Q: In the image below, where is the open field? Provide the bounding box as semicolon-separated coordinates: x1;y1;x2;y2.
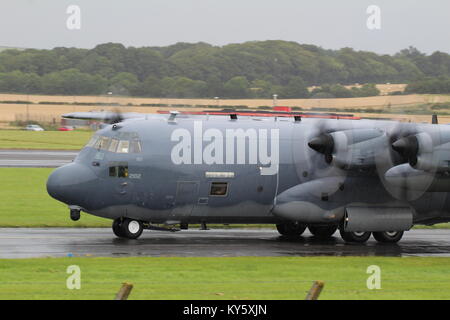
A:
0;256;449;300
0;130;92;150
0;168;448;229
0;93;450;123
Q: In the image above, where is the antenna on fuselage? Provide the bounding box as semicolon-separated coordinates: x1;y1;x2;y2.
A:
230;114;238;120
294;116;302;122
432;114;438;125
168;111;180;123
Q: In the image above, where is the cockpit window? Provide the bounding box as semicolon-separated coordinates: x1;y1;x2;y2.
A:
86;135;99;148
117;140;130;153
108;139;119;153
86;132;142;154
99;136;111;150
130;141;142;153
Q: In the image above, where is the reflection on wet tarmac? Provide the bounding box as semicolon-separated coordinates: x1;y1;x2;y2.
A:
0;228;449;258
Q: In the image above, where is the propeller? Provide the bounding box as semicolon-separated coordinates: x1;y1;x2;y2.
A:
391;135;419;166
108;108;124;124
375;121;432;201
307;133;334;164
292;118;349;199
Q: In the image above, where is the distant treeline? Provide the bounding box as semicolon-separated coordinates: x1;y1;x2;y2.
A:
0;41;449;98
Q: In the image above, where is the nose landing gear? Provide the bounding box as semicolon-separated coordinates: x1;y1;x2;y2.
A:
70;209;80;221
112;218;143;239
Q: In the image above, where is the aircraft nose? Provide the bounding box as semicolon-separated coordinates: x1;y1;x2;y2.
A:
47;163;96;206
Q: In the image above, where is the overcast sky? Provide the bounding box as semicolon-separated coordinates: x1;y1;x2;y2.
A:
0;0;448;54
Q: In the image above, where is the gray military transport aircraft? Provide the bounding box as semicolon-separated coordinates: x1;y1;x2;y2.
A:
47;110;450;243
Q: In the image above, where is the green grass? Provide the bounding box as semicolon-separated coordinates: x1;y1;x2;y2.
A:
0;130;91;150
1;256;450;300
0;168;109;227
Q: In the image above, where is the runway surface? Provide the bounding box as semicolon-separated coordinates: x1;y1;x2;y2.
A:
1;228;449;259
0;149;77;167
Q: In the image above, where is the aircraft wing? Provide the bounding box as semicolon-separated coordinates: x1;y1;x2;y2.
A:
62;111;149;124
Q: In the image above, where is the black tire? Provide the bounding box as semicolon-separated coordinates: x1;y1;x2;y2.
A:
121;218;143;239
112;218;125;238
339;229;371;243
276;222;307;236
70;209;80;221
308;225;338;238
373;231;404;243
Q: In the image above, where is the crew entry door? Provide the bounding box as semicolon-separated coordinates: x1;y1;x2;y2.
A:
171;181;199;217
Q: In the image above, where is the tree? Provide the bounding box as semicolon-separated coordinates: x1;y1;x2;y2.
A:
223;76;250;98
109;72;140;96
139;76;163;97
0;41;448;97
42;69;107;95
279;77;309;98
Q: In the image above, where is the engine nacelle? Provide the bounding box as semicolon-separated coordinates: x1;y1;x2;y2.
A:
393;129;450;173
308;129;385;169
331;129;385;169
385;163;450;192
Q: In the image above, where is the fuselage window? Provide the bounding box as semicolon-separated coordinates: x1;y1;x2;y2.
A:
118;166;129;178
210;182;228;196
117;140;130;153
109;163;128;178
109;166;117;177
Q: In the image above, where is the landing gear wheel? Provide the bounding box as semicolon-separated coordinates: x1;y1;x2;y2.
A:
70;209;80;221
308;225;338;239
276;222;307;236
112;218;125;238
339;230;371;243
373;231;404;243
122;219;143;239
112;218;143;239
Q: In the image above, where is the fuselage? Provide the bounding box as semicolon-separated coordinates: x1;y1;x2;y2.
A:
47;115;450;226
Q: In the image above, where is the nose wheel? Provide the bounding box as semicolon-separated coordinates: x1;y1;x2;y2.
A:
112;218;143;239
70;209;80;221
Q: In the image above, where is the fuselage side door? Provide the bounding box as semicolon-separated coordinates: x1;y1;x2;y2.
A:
171;181;199;217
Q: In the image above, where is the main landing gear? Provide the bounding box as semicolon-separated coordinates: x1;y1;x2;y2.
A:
275;222;405;243
339;230;371;243
339;230;404;243
113;218;143;239
276;222;307;236
308;225;338;239
372;231;404;243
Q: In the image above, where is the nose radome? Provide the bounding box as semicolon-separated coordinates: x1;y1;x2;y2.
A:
47;163;96;206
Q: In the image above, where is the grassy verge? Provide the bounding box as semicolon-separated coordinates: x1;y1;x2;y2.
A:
1;256;450;300
0;168;109;227
0;130;91;150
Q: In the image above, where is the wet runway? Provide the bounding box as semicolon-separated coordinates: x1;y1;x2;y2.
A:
0;149;77;167
1;228;449;259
